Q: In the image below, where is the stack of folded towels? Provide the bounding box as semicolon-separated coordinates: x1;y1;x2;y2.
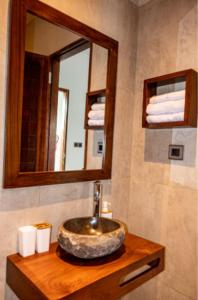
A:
88;103;105;126
146;90;185;123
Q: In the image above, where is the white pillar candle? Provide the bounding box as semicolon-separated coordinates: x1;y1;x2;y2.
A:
18;226;36;257
34;223;52;253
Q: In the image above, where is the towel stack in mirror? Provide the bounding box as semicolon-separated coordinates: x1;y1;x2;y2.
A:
88;103;105;126
146;90;185;123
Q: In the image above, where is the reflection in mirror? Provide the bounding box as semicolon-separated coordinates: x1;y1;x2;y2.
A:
20;13;108;172
54;89;69;171
90;44;108;91
56;44;90;171
86;130;104;169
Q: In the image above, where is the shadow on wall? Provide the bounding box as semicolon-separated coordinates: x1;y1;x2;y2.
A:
144;128;197;167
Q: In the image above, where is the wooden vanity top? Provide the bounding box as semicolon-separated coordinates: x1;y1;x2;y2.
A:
7;233;165;300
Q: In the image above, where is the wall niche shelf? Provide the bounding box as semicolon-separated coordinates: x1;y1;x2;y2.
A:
142;69;197;129
85;89;106;130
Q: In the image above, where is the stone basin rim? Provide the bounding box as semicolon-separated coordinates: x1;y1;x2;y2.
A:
60;217;125;237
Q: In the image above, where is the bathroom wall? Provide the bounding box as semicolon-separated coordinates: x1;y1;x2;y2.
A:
0;0;138;299
125;0;198;299
2;0;196;299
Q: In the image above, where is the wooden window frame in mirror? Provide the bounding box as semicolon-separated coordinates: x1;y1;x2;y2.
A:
4;0;118;188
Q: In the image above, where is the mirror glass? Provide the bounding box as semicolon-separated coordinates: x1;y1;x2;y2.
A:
20;13;108;172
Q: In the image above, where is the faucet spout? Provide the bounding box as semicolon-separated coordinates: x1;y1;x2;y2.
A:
93;181;102;218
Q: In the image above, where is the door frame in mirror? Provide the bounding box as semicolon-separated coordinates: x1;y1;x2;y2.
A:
4;0;118;188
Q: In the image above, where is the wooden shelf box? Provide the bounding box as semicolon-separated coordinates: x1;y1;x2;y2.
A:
85;89;106;130
6;233;165;300
142;69;197;129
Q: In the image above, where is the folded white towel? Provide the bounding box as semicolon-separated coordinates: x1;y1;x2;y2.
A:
150;90;185;104
88;110;105;120
146;99;185;115
91;103;105;111
88;119;104;126
146;112;184;124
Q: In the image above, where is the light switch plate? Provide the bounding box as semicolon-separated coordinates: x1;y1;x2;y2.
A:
168;145;184;160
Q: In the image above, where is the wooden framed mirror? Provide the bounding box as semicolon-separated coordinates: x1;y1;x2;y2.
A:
4;0;118;188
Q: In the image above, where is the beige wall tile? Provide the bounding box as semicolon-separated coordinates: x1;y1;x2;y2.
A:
176;5;198;70
111;177;131;223
156;281;194;300
128;181;169;243
5;286;19;300
39;182;91;205
0;187;40;211
130;145;170;186
162;186;197;299
112;88;135;179
170;128;198;189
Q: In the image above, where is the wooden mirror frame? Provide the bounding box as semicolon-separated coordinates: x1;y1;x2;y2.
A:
4;0;118;188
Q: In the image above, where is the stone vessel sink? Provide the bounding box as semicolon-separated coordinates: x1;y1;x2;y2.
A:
58;217;126;259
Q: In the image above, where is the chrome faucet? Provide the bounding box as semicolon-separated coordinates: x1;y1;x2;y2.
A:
93;181;102;218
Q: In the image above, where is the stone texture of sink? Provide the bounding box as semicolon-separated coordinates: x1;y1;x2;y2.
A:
57;217;126;259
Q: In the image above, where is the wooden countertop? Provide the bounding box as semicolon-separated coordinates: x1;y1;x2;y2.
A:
7;233;165;300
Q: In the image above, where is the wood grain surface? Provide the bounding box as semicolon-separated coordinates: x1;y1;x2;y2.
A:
7;233;165;300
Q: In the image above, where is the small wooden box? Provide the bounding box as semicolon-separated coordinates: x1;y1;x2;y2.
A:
142;69;197;129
